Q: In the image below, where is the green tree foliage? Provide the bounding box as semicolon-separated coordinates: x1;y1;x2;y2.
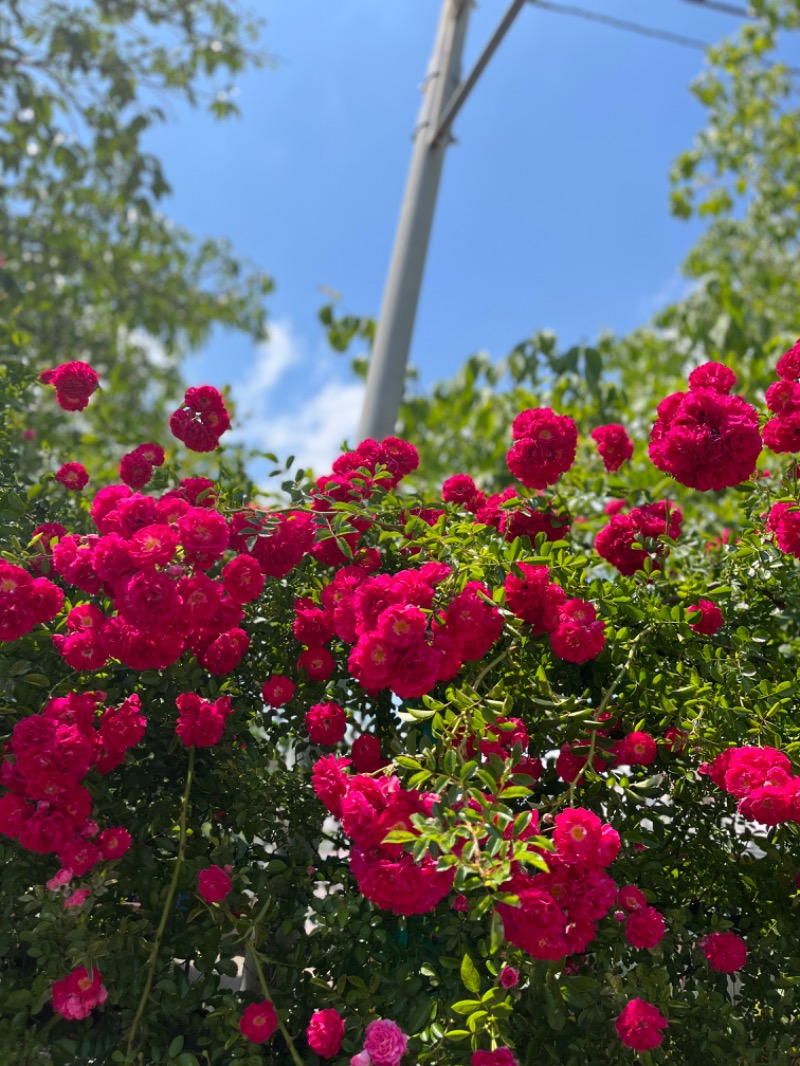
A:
0;0;272;469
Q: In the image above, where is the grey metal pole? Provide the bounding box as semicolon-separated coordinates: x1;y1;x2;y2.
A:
433;0;527;145
357;0;471;442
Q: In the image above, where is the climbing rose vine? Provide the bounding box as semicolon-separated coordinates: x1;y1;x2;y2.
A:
0;355;799;1064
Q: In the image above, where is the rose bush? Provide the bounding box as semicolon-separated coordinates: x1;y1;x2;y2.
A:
0;353;799;1065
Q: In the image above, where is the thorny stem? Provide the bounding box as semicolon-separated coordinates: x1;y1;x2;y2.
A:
126;745;196;1058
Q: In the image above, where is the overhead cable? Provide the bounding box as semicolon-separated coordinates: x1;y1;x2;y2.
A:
674;0;751;18
528;1;714;52
528;0;800;73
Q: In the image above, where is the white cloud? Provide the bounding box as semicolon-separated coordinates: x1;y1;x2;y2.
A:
262;378;366;474
231;318;365;476
239;320;302;398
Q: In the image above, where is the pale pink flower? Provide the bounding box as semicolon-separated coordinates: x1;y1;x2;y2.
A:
47;868;72;891
64;888;91;909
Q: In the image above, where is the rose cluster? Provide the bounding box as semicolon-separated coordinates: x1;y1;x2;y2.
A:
767;501;800;558
44;479;271;675
306;564;503;700
461;714;543;783
0;691;137;880
309;437;419;567
443;477;571;544
496;807;620;961
555;712;678;785
504;563;605;663
506;408;578;489
706;745;800;826
595;500;683;576
176;692;233;748
312;761;455;915
119;442;166;490
0;559;63;642
169;385;231;452
329;435;420;493
615;884;666;950
763;337;800;453
52;966;108;1021
648;361;762;491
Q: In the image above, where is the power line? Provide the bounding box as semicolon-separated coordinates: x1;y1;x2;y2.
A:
675;0;751;18
528;1;714;52
528;1;800;75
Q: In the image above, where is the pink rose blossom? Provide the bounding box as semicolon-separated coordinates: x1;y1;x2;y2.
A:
364;1019;408;1065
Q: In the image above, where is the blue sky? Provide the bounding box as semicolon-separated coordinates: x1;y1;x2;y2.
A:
146;0;744;472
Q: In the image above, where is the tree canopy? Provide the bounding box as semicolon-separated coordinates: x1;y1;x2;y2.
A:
1;0;272;473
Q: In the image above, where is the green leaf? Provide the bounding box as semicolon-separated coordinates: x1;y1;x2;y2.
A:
460;953;481;996
168;1035;185;1057
451;999;482;1015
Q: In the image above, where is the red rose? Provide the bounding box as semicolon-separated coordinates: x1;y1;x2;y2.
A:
306;1008;345;1058
351;734;386;773
40;361;99;411
687;599;724;634
591;423;634;472
55;462;89;491
507;408;578;489
298;646;335;681
442;473;485;513
222;555;265;603
702;931;746;973
98;827;132;860
261;675;295;707
240;999;278;1044
311;755;352;818
52;966;107;1020
625;906;666;949
472;1051;519;1066
306;702;346;746
198;865;232;903
615;998;668;1052
119;451;154;489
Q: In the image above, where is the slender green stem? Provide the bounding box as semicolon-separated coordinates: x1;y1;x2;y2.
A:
126;746;196;1057
568;628;650;804
473;648;509;691
568;726;599;807
246;940;305;1066
596;626;650;719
